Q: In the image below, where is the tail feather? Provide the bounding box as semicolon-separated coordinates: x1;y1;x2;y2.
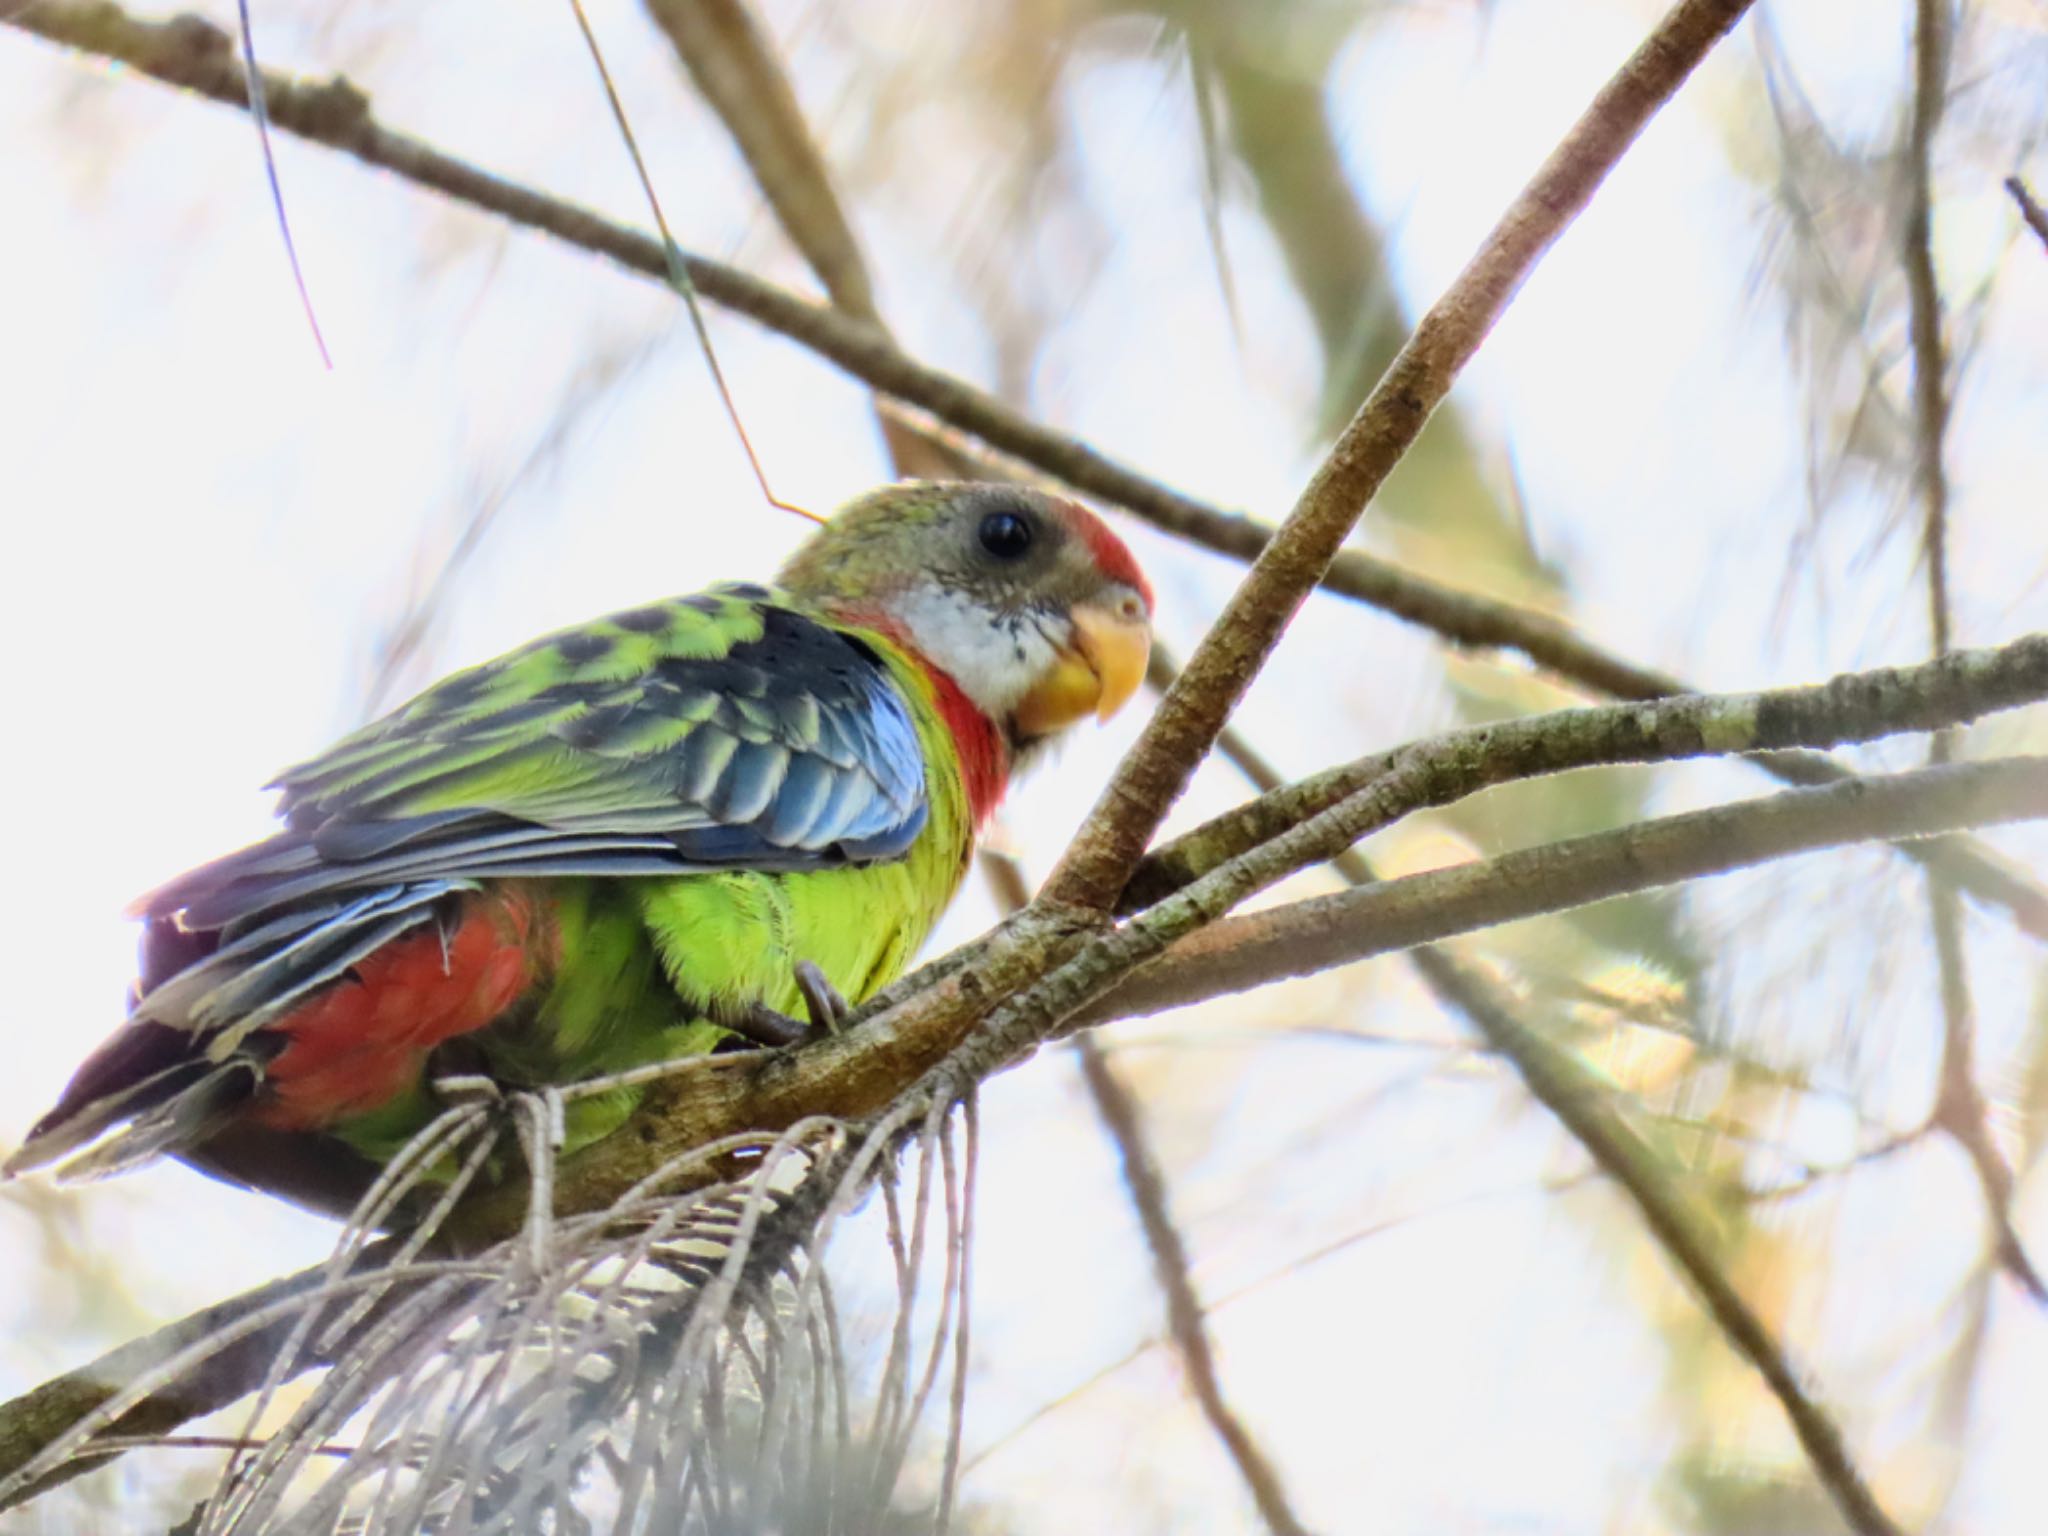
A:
10;882;464;1182
4;1024;258;1178
41;1061;259;1182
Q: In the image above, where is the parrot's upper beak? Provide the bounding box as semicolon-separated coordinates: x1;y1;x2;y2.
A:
1013;599;1152;736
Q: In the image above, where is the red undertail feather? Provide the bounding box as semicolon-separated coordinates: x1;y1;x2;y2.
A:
254;888;548;1129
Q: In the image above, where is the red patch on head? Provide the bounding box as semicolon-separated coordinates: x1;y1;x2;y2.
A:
253;888;547;1129
1056;501;1153;611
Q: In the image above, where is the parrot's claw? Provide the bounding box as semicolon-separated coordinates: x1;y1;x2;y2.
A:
794;961;851;1040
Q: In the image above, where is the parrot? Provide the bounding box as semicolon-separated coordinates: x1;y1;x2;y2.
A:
4;482;1153;1215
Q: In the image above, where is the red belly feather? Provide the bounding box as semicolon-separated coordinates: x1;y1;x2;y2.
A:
253;890;544;1129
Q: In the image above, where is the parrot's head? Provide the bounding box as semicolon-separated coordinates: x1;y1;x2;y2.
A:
779;481;1153;753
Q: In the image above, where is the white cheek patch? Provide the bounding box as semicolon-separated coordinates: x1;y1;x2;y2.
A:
892;581;1066;722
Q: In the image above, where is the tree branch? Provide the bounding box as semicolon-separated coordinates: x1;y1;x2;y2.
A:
1128;631;2048;910
1086;756;2048;1027
636;0;968;479
1904;0;1953;663
0;1241;411;1509
1041;0;1761;912
643;0;875;318
1074;1038;1313;1536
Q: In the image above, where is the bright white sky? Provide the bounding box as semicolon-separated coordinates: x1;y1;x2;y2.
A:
2;0;2046;1529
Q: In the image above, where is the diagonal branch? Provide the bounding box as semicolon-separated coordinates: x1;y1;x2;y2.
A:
1904;0;1954;666
1414;965;1906;1536
636;0;968;479
1075;1037;1313;1536
1040;0;1762;912
9;0;2044;934
642;0;876;319
0;1241;410;1510
2010;175;2048;253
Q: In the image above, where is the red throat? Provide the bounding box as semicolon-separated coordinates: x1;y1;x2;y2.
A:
920;661;1009;827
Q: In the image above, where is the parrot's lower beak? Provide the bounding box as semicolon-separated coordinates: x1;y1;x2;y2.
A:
1013;601;1152;736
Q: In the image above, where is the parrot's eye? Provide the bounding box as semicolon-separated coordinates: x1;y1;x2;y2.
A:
977;511;1034;561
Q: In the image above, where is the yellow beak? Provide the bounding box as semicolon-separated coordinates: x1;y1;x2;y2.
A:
1012;601;1152;736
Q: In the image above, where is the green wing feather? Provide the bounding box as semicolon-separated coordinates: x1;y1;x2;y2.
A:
287;591;769;822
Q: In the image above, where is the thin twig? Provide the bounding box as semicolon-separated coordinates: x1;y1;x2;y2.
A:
2007;175;2048;253
9;0;2043;932
563;0;806;521
231;0;328;368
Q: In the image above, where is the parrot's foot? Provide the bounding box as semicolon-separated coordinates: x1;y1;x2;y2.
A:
714;1001;808;1050
705;965;850;1050
794;961;851;1040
